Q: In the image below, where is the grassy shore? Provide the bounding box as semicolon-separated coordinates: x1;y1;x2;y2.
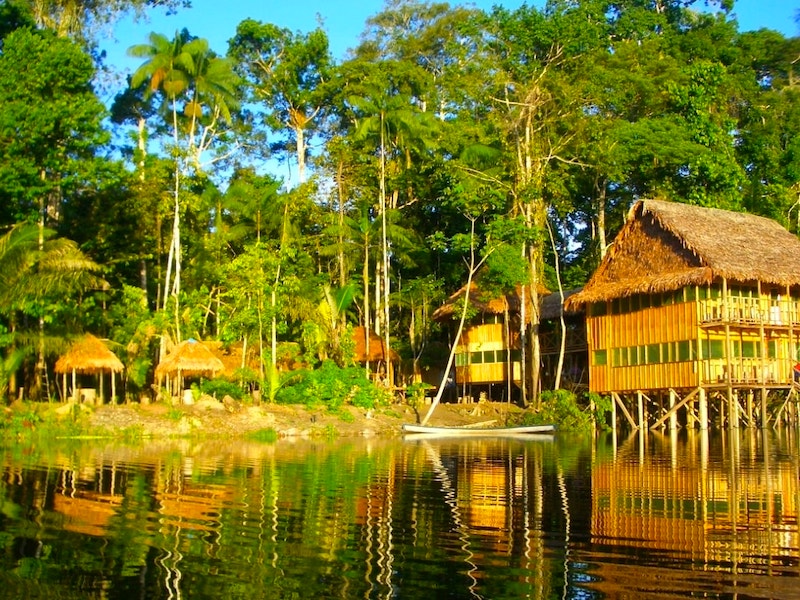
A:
1;396;530;442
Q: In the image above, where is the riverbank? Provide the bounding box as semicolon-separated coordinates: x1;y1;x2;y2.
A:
3;396;529;440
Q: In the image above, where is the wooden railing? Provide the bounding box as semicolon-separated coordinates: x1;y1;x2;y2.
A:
702;358;790;386
699;297;800;327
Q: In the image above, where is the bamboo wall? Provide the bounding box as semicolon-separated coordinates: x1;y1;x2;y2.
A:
588;295;699;393
587;285;800;395
454;321;516;385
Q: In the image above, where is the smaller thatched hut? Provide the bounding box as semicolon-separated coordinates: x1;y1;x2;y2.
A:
432;278;548;400
351;326;399;385
55;334;124;403
155;339;225;402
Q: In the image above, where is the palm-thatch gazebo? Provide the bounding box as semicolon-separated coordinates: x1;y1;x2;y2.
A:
155;339;224;403
55;334;124;403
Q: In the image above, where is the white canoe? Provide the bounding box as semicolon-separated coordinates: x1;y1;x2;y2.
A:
402;424;555;436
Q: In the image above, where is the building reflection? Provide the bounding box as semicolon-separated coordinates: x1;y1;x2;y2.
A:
588;429;800;597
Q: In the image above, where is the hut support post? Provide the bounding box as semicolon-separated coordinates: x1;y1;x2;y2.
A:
71;370;77;402
613;392;638;429
669;389;678;431
699;387;709;430
723;278;738;429
650;388;699;431
611;391;617;436
111;373;116;404
788;283;795;382
637;391;645;430
759;281;767;412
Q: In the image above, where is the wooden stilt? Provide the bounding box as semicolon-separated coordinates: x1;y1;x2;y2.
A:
669;389;678;431
637;391;645;430
650;388;699;430
699;387;709;430
730;389;740;429
611;391;617;436
747;390;754;427
613;392;638;429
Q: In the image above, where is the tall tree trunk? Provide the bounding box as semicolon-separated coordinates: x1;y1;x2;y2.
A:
594;174;608;259
421;217;484;424
379;112;391;385
163;101;182;344
546;219;566;390
337;158;346;286
296;125;306;184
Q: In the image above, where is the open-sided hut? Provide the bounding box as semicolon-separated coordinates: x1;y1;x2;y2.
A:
55;334;124;403
155;339;224;401
565;199;800;429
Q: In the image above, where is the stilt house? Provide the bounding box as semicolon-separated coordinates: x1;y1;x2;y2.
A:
539;289;588;391
432;280;531;401
565;199;800;429
432;279;584;401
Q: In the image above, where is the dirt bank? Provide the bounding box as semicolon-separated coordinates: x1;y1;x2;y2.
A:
83;397;527;439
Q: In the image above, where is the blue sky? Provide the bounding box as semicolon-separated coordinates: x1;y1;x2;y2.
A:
100;0;798;186
103;0;798;78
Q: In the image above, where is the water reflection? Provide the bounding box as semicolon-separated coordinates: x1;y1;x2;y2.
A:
588;429;800;599
0;431;797;599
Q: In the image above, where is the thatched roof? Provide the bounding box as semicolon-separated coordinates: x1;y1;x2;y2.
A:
155;339;225;378
55;334;124;375
540;289;583;321
566;199;800;310
352;326;399;363
432;279;548;321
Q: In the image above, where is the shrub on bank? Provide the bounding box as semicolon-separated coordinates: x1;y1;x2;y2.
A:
199;378;245;401
522;389;594;433
275;360;392;410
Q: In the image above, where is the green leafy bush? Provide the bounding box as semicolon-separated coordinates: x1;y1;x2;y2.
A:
522;389;593;433
588;392;613;432
200;378;245;401
275;360;391;410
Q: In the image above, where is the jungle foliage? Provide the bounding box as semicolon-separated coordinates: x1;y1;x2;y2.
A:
0;0;798;410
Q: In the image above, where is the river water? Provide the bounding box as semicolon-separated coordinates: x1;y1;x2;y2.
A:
0;428;798;599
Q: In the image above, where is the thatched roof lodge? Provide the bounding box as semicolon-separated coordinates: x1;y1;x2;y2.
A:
432;280;542;322
564;199;800;426
431;278;549;398
55;334;124;403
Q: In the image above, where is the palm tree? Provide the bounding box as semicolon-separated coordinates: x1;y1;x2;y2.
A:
344;60;439;379
129;31;239;340
0;222;104;399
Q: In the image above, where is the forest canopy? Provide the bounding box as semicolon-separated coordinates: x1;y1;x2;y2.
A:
0;0;798;403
